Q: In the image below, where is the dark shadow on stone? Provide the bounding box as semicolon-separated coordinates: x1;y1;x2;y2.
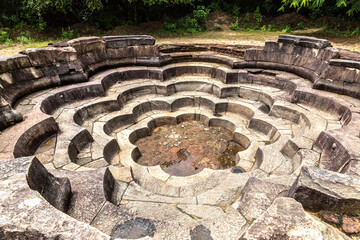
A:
190;225;213;240
111;218;156;239
258;104;270;114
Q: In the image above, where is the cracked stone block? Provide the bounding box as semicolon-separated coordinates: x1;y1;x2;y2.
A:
240;197;350;240
67;36;106;55
21;46;77;66
278;34;331;49
236;177;290;222
27;157;71;212
103;35;156;48
0;54;31;73
289;165;360;212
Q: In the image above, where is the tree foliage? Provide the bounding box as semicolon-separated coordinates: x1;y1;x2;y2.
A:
280;0;360;15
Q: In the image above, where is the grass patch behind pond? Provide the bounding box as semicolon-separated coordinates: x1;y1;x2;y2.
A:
0;28;359;56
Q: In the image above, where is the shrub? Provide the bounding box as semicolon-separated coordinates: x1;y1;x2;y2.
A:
215;24;222;30
0;30;10;43
163;21;177;32
254;7;263;24
230;19;240;30
16;31;32;44
178;16;201;33
282;26;291;33
61;27;74;40
352;27;360;35
244;13;250;22
297;22;305;29
16;35;31;44
232;5;241;16
193;5;211;23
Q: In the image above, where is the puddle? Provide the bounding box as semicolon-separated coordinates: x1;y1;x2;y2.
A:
134;121;244;176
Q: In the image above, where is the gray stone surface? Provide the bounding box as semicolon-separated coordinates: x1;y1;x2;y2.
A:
0;156;110;239
236;177;290;222
278;34;331;49
103;35;155;48
240;197;351;240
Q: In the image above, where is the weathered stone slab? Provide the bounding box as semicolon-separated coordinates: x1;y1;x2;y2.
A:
21;46;77;66
289;165;360;212
0;54;31;73
240;197;350;240
0;156;110;239
278;34;331;49
67;36;106;54
103;35;155;48
27;157;71;212
52;168;117;224
236;177;290;222
330;59;360;69
0;105;23;130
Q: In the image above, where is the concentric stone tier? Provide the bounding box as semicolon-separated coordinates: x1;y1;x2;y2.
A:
1;35;360;239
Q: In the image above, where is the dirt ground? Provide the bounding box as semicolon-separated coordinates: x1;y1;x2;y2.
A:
1;30;359;56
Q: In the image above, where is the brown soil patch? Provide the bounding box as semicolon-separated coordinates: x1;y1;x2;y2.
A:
205;12;235;31
270;13;308;28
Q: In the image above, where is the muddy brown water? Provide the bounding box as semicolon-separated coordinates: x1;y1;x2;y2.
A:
134;121;244;176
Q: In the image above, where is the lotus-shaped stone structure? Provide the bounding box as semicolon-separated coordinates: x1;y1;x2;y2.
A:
1;34;360;239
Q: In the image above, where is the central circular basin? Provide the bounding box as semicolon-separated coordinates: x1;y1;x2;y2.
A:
134;120;245;176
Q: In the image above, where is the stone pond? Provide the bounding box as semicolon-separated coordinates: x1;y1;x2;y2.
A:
1;34;360;239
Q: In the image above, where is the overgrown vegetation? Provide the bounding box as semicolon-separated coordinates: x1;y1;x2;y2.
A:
0;0;359;45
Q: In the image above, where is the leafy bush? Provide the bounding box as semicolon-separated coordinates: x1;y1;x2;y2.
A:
282;26;291;33
38;21;47;32
232;5;241;16
0;30;10;43
230;19;240;30
16;35;31;44
163;21;177;32
296;22;305;29
163;15;202;33
61;27;74;40
178;16;201;33
261;24;278;31
193;5;211;23
215;24;222;30
352;27;360;35
244;13;250;22
253;7;263;24
16;31;32;43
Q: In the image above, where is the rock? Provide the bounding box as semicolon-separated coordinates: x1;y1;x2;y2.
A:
0;105;23;131
27;157;71;212
21;46;77;66
330;59;360;69
341;215;360;234
236;177;290;222
319;211;341;226
103;35;155;48
67;36;106;54
278;34;331;49
0;156;110;239
0;54;31;73
288;165;360;212
190;225;213;240
240;197;351;240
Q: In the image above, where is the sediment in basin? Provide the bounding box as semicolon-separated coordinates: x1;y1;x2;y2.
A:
134;120;245;176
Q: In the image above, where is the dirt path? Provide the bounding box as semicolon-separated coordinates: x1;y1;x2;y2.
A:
0;30;359;56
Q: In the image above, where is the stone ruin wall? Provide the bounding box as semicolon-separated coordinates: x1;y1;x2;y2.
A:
1;34;360;239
